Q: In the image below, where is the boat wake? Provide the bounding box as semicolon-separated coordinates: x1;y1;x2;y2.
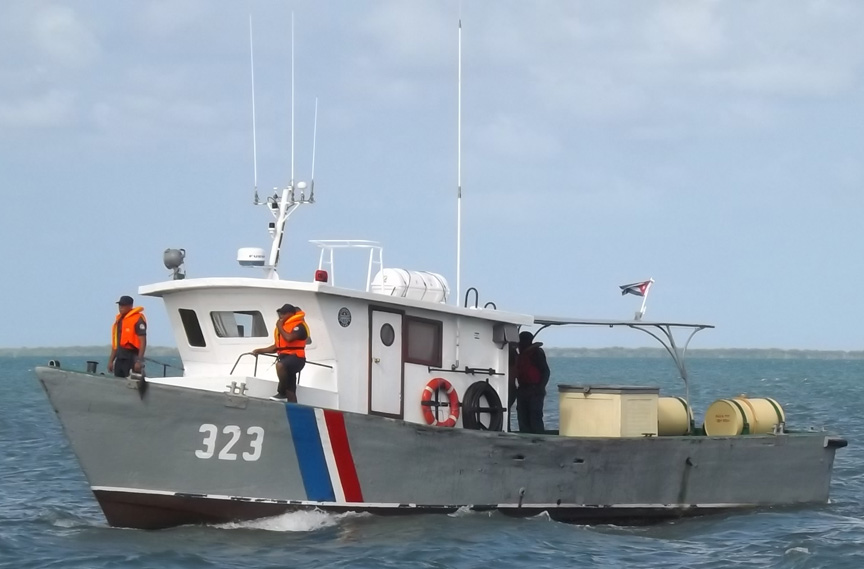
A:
447;505;480;518
446;506;557;523
40;507;106;530
211;510;369;532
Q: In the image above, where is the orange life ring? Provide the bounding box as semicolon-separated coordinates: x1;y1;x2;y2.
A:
421;377;460;427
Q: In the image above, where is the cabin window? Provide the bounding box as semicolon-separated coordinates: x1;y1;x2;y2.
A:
404;316;442;367
179;309;206;347
380;323;395;347
210;311;268;338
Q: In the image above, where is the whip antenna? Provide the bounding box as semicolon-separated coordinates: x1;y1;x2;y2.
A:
290;11;295;191
455;18;462;306
249;15;259;204
310;97;318;202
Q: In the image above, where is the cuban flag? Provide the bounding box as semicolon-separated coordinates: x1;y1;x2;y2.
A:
620;280;652;297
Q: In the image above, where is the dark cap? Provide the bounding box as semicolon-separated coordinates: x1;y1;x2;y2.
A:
276;303;297;314
116;295;134;306
519;331;534;346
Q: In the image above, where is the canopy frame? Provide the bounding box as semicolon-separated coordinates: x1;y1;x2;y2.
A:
533;317;714;429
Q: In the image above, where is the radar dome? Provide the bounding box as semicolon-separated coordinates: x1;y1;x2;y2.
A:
237;247;266;267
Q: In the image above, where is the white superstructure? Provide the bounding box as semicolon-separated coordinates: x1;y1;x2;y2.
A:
141;259;527;426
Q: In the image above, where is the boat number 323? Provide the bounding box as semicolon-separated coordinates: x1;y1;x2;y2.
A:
195;424;264;461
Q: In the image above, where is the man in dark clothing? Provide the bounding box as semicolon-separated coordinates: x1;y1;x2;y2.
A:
507;344;518;410
515;330;551;434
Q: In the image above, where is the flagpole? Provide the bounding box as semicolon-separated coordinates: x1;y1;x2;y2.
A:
636;278;654;320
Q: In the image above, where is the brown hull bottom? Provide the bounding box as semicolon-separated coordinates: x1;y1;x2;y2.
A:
93;489;739;530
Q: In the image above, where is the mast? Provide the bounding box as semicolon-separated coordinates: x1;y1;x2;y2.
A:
258;11;313;279
310;98;318;202
452;17;464;370
455;19;462;306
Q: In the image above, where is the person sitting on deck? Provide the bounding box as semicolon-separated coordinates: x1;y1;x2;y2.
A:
252;304;309;402
515;330;550;434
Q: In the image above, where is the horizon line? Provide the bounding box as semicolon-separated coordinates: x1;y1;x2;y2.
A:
1;345;863;353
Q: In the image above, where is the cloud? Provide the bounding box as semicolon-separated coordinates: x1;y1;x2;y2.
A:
469;0;864;135
357;0;452;67
688;1;864;98
31;4;99;68
0;90;76;128
819;157;864;207
137;0;210;38
90;94;222;139
530;65;648;124
88;73;236;148
473;113;560;161
0;4;95;129
699;62;856;98
310;0;864;157
336;1;454;104
643;1;725;60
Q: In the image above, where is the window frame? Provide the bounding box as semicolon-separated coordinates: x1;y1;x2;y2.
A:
178;308;206;347
209;310;269;339
403;315;443;367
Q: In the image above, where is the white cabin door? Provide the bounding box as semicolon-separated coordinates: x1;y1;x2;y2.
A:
369;309;403;418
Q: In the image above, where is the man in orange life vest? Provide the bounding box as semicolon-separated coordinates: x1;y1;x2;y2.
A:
109;295;147;378
515;330;551;434
252;303;309;402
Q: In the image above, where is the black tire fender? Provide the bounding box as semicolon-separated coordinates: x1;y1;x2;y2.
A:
462;381;504;431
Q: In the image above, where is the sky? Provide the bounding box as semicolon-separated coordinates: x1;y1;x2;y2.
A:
1;0;863;351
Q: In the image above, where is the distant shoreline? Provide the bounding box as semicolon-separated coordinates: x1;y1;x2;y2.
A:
3;345;864;360
545;347;864;360
0;346;182;359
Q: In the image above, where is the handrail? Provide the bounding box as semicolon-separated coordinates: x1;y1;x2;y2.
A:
143;356;184;378
464;287;479;308
230;352;265;376
229;352;335;376
462;288;496;310
427;365;503;376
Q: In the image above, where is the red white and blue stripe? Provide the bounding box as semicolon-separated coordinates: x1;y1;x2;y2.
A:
285;406;364;503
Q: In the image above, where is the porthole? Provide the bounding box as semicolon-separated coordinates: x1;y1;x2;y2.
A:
380;323;395;346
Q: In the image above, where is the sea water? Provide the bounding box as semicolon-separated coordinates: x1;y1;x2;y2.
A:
1;355;862;569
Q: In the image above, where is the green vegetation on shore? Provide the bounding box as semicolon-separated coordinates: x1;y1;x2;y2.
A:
545;347;864;360
2;345;863;360
0;346;181;358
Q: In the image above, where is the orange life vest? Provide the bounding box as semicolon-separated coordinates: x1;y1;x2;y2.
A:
275;310;309;358
112;307;146;351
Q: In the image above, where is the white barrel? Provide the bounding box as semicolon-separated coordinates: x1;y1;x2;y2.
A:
416;271;449;303
402;271;428;300
371;269;450;303
370;268;411;297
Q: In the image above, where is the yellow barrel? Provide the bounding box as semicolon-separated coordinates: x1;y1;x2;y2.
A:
734;396;785;434
657;396;693;435
703;396;785;436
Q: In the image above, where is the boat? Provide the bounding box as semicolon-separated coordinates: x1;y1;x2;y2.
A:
34;197;849;530
35;23;846;531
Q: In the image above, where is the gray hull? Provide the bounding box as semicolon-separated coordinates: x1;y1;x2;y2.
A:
37;367;846;529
